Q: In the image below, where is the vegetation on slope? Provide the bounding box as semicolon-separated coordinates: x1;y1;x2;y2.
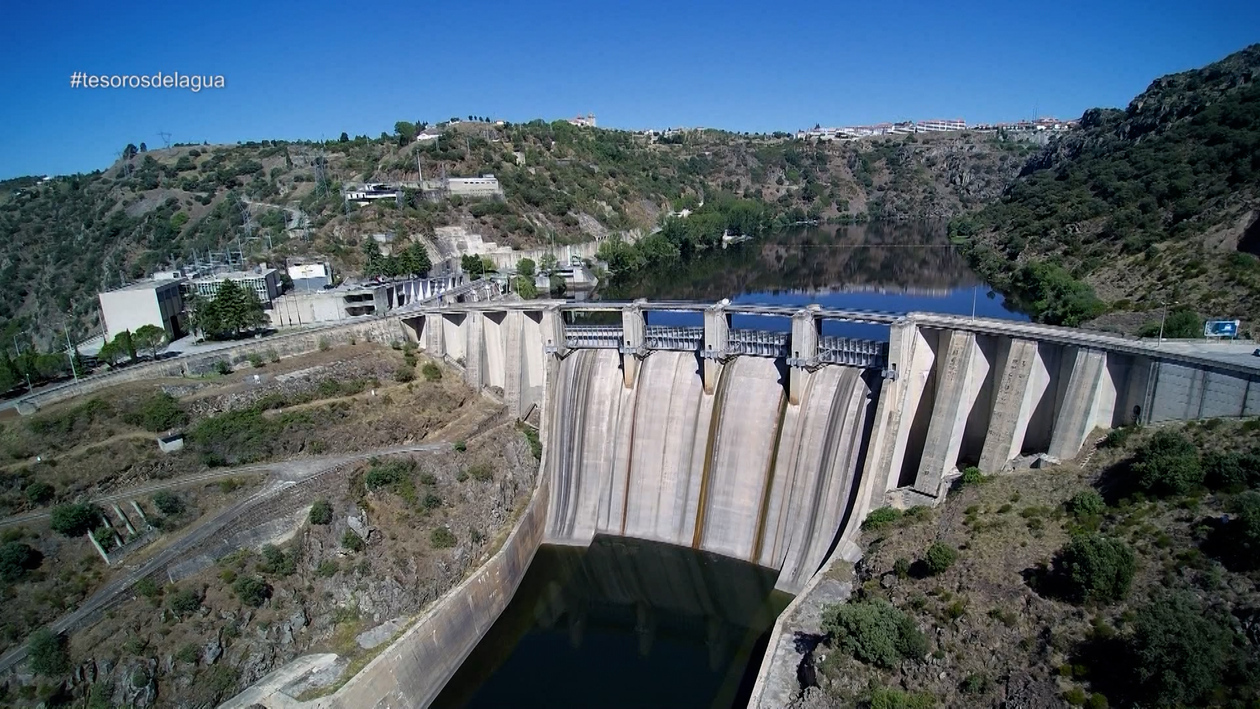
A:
1;119;1025;349
805;419;1260;708
952;44;1260;329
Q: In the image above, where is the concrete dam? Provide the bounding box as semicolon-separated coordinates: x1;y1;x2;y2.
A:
396;299;1260;591
286;299;1260;709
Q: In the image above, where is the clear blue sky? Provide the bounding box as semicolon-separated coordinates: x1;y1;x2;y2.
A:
1;0;1256;178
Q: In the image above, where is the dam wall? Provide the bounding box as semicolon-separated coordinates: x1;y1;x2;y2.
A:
543;348;879;594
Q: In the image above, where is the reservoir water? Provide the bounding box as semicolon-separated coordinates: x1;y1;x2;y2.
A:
597;221;1029;339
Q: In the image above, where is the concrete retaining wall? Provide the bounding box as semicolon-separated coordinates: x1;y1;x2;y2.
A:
22;318;405;412
324;467;550;709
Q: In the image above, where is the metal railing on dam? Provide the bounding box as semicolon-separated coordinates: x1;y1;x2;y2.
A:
819;335;888;368
564;325;622;349
645;325;704;351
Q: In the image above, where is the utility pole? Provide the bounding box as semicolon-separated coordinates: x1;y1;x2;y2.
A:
1157;301;1177;348
62;323;80;383
971;285;978;320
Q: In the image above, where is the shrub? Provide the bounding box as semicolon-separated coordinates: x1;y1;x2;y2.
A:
248;353;264;368
867;688;935;709
1056;534;1135;604
214;360;232;376
364;460;412;490
24;481;54;506
924;543;957;575
341;529;365;552
960;673;989;694
430;527;456;549
959;466;985;487
1068;490;1106;518
421;362;442;381
394;367;416;383
49;503;98;537
468;463;493;482
421;493;442;511
862;507;902;531
126;392;188;432
308;499;333;525
316;560;339;577
1203;450;1260;491
27;629;70;676
1131;431;1202;496
822;598;926;669
267;349;280;364
1100;426;1134;449
257;544;297;576
175;643;199;664
0;542;41;582
893;557;911;579
318;337;330;351
1124;592;1241;706
418;472;437;485
453;440;467;452
1213;490;1260;568
168;587;202;615
231;576;271;607
152;490;185;516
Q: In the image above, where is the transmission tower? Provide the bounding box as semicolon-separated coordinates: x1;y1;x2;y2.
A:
158;131;172;149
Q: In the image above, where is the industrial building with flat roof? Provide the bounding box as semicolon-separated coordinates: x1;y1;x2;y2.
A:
189;268;281;307
98;279;186;341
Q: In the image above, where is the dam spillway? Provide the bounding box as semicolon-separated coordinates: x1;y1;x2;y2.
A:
544;348;879;593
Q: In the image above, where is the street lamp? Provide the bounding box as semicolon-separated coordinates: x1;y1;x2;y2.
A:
1157;301;1177;348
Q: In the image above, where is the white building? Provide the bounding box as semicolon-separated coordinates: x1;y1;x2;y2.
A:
447;175;502;198
416;129;443;143
269;276;462;326
915;118;967;132
344;183;401;204
287;262;333;292
190;268;281;307
567;113;597;128
98;279;186;341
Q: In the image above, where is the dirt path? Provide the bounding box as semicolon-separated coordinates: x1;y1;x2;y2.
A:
0;431;155;474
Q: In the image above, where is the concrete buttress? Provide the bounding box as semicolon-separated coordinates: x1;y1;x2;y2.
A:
703;301;730;394
914;330;984;496
977;338;1041;472
621;303;646;388
788;306;820;405
1048;348;1108;460
503;310;526;417
463;312;484;390
426;313;445;358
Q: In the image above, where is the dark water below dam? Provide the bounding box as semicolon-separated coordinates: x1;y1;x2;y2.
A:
432;537;792;709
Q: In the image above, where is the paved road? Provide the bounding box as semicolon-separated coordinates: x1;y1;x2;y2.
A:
0;442;448;673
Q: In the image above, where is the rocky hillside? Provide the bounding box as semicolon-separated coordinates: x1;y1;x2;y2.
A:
1;122;1025;346
954;44;1260;329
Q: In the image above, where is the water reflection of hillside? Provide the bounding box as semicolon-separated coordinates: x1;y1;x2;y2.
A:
607;222;982;301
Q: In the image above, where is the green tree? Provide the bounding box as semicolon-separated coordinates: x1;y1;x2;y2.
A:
309;499;333;525
517;258;536;277
397;242;432;278
28;629;70;676
538;252;558;272
132;324;167;359
513;276;538;299
152;491;185;516
460;253;485;279
1056;534;1135;604
114;330;137;360
49;503;98;537
232;576;271;607
1125;592;1242;706
1132;430;1203;496
924;542;957;575
25;481;54;505
200;280;266;339
822;598;927;669
394;121;417;145
0;541;41;582
339;132;349;143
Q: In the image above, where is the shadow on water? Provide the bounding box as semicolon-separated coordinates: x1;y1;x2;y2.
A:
432;536;792;709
